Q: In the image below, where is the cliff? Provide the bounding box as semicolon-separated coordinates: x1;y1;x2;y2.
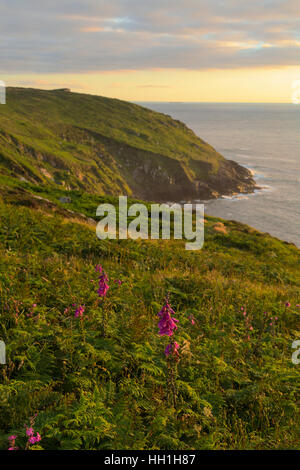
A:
0;87;257;201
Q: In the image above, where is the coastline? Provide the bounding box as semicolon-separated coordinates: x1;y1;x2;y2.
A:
167;163;262;206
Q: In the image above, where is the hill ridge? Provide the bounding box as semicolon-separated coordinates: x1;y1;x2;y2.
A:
0;87;257;201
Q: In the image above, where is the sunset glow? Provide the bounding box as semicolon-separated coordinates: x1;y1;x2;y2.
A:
1;1;300;102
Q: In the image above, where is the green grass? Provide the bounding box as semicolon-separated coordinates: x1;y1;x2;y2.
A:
0;87;222;165
0;88;246;201
0;192;299;450
0;88;297;450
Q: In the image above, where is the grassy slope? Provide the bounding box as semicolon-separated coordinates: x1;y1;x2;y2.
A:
0;190;299;450
0;88;227;198
0;87;222;164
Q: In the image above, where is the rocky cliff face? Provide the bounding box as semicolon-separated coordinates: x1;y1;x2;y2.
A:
130;160;256;202
0;87;258;201
197;159;257;200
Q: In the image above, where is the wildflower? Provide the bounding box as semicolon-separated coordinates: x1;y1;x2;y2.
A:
269;316;278;327
158;301;178;337
159;297;180;408
114;279;123;286
27;303;38;318
285;302;291;308
24;414;41;448
8;435;18;450
26;429;41;445
74;305;85;318
98;273;109;298
28;432;41;445
249;326;253;331
96;264;109;297
165;341;180;358
188;314;195;325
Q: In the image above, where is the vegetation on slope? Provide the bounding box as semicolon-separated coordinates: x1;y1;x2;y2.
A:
0;189;299;450
0;88;256;201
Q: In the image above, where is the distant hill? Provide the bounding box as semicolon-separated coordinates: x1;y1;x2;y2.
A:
0;87;256;201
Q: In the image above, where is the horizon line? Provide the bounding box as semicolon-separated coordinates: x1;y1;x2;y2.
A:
133;100;297;105
4;86;297;105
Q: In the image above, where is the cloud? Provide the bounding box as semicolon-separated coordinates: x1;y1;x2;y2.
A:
0;0;299;73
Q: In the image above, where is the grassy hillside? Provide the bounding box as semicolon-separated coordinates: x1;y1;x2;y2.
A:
0;189;299;450
0;88;256;201
0;90;298;450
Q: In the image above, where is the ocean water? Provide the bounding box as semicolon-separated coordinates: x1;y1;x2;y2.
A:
138;102;300;247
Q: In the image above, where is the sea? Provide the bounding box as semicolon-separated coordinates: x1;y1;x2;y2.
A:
137;102;300;247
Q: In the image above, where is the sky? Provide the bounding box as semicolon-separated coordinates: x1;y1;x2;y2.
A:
1;0;300;102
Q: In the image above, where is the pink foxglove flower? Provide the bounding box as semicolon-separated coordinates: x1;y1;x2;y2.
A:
158;301;178;337
165;341;180;358
8;435;18;450
27;430;42;445
98;273;109;298
74;305;85;318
